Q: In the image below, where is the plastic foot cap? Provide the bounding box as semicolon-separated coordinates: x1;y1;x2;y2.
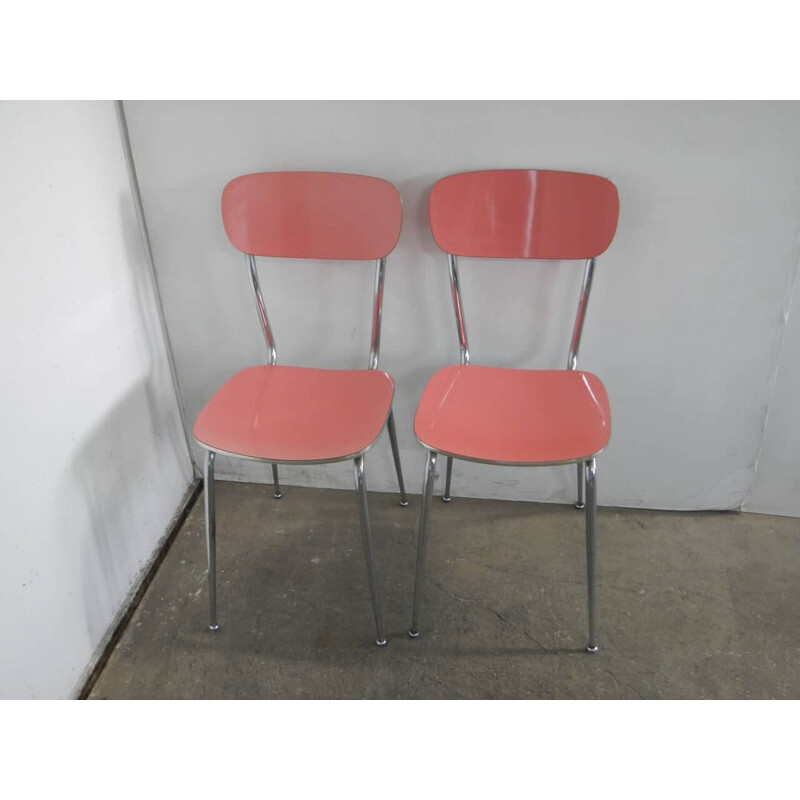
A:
209;624;220;631
399;498;409;507
376;638;388;647
586;644;599;654
273;492;283;500
408;629;420;639
575;502;585;509
442;495;452;503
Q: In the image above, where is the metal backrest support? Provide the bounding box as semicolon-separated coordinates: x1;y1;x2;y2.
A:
221;172;403;369
428;169;620;369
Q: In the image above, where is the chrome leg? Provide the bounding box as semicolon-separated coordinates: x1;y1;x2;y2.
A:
409;450;438;638
442;456;453;502
204;449;219;631
585;458;598;653
386;409;409;507
353;456;387;647
575;462;585;509
271;463;283;499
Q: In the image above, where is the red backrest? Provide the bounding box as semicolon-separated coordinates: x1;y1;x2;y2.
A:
222;172;402;260
428;170;619;259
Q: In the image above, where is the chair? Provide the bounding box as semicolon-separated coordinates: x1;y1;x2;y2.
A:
193;171;408;647
409;169;619;652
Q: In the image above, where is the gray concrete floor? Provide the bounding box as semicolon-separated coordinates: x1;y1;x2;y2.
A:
89;481;800;699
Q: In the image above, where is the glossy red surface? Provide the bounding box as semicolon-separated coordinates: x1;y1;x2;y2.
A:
429;170;619;259
414;366;611;465
222;172;402;260
194;366;394;463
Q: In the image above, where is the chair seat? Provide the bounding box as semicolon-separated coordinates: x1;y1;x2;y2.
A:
193;365;394;463
414;366;611;465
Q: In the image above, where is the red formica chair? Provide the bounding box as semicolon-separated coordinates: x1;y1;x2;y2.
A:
193;172;408;646
409;169;619;652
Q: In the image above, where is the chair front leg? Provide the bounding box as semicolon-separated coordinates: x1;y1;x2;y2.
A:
409;450;438;638
584;458;598;653
204;449;219;631
386;408;409;506
353;456;387;646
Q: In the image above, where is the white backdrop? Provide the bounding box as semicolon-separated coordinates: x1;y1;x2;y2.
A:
125;101;800;514
0;102;193;698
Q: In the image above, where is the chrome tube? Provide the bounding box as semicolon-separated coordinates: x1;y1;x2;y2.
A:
204;450;219;631
246;253;277;366
584;458;598;653
353;456;387;646
442;456;453;502
386;409;408;506
448;254;470;366
368;257;386;370
271;463;283;500
409;450;438;638
575;463;585;509
567;257;596;371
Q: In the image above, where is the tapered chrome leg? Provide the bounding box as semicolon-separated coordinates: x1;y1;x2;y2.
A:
353;456;387;646
204;449;219;631
271;463;283;499
575;462;585;509
386;409;409;507
442;456;453;502
585;458;598;653
409;450;438;638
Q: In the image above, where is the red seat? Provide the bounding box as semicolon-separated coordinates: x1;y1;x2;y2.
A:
409;169;620;654
194;365;394;463
415;366;610;466
195;172;408;647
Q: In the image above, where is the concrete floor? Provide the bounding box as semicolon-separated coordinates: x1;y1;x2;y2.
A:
89;481;800;699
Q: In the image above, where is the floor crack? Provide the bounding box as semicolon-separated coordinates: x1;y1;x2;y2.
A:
592;665;646;699
429;578;556;653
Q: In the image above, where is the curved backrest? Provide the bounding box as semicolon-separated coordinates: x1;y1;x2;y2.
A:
429;170;619;259
222;172;403;260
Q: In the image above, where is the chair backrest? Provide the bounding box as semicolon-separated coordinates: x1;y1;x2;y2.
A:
428;169;619;260
222;171;402;260
428;169;620;370
220;171;402;370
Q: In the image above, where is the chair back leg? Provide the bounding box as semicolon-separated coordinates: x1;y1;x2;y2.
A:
386;409;409;506
409;450;438;638
442;455;453;502
353;456;388;646
576;462;586;509
271;463;283;499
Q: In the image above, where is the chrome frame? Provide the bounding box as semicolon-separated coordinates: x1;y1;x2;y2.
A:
409;450;438;638
442;254;469;502
271;463;283;500
410;251;603;652
200;250;408;645
568;258;596;510
442;457;453;503
246;253;277;366
204;449;218;631
584;458;598;653
354;455;387;646
448;254;470;366
567;258;596;372
247;253;283;499
369;257;386;371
